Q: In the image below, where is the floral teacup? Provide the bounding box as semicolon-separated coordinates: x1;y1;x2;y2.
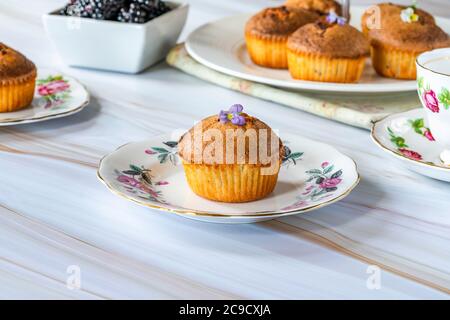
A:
416;48;450;166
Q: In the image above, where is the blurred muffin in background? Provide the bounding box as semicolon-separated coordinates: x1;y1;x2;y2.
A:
245;6;319;68
287;18;369;83
361;2;450;79
0;43;36;113
285;0;342;16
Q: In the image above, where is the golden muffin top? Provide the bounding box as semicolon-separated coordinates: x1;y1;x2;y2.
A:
287;22;370;58
178;104;284;166
361;3;450;52
245;6;319;38
0;43;36;80
285;0;342;16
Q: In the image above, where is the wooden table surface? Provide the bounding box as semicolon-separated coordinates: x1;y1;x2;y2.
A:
0;0;449;299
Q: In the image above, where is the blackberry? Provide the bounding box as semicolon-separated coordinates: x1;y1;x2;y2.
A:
60;0;93;18
89;0;106;19
60;0;125;20
90;0;126;20
118;0;171;23
59;0;76;15
145;0;171;19
60;0;171;23
154;0;171;15
118;2;150;23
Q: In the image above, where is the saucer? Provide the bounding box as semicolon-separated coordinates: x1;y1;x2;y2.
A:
371;109;450;182
97;132;360;223
0;69;89;126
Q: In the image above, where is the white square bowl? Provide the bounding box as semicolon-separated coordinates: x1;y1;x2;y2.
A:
43;1;188;73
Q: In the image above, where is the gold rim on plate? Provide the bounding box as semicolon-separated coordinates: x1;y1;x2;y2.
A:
0;102;89;124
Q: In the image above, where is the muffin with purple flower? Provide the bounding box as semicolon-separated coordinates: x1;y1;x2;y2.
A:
287;11;369;83
178;104;284;203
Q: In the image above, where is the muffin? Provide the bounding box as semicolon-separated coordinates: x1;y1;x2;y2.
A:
287;21;370;82
285;0;342;16
361;3;450;80
245;6;319;69
178;104;284;203
0;43;36;113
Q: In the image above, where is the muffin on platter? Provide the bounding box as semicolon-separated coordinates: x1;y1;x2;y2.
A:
245;6;319;69
178;104;284;203
0;43;36;113
361;2;450;80
287;13;370;83
284;0;342;16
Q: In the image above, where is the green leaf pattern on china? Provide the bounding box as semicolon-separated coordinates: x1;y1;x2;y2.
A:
282;145;304;166
386;127;423;160
388;127;408;148
148;141;179;165
417;76;424;92
409;118;424;135
438;88;450;110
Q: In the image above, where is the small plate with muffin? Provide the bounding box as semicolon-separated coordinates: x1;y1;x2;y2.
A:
98;104;359;223
186;1;450;93
0;43;89;125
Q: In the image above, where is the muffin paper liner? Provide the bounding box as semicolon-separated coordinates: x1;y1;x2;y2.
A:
0;69;36;113
182;162;280;203
245;33;289;69
371;45;418;80
287;50;366;83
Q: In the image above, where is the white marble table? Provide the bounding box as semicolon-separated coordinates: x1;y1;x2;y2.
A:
0;0;449;299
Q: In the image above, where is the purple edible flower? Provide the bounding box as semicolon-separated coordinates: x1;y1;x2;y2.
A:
218;104;246;126
326;10;347;25
326;11;338;24
229;104;243;114
219;110;229;123
231;113;246;125
337;16;347;25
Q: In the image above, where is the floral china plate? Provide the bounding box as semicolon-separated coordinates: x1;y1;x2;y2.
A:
0;69;89;126
371;109;450;182
98;132;360;223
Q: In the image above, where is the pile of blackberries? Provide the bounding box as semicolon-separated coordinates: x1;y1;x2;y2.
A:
60;0;171;23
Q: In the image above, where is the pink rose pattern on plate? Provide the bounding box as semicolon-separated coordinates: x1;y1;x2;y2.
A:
36;75;71;109
387;127;423;161
423;129;435;142
115;164;168;204
398;148;422;160
282;162;343;211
